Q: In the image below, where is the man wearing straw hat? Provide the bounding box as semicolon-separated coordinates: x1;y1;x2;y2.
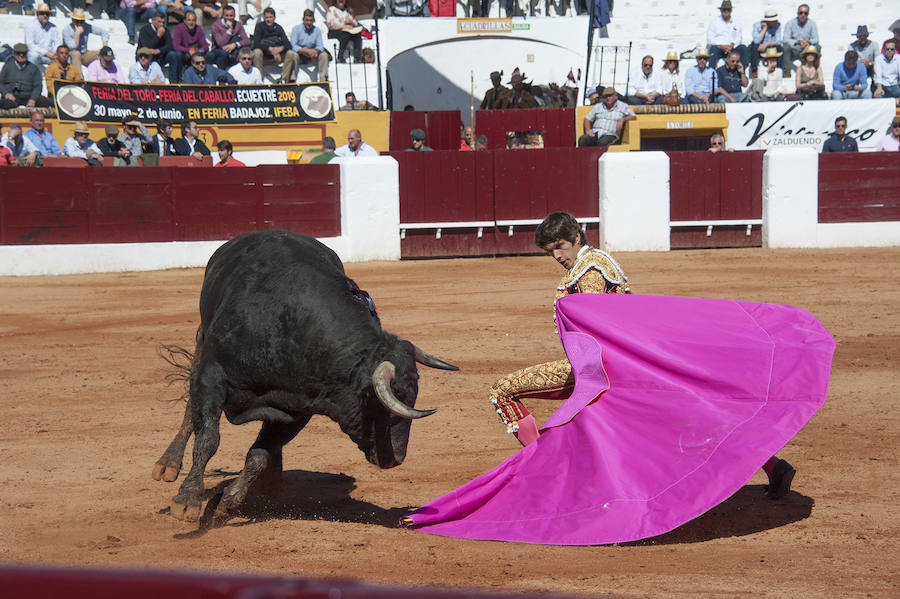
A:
749;8;782;77
62;8;112;73
24;3;60;66
63;121;102;165
685;47;717;104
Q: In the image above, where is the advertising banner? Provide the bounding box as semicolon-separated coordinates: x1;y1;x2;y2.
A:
53;81;335;125
724;99;896;152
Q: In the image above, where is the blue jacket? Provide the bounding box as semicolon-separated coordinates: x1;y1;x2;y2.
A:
181;64;236;85
832;61;868;91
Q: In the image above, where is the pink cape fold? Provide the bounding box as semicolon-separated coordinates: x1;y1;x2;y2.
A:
405;294;835;545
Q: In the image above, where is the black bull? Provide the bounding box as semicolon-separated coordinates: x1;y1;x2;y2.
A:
152;230;458;523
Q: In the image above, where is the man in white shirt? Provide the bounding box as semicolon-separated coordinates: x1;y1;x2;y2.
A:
706;0;748;70
129;47;166;84
334;129;378;157
24;3;60;66
874;40;900;98
625;55;662;104
227;47;263;84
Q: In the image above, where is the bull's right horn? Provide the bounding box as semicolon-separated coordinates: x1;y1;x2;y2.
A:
372;361;437;419
413;345;459;371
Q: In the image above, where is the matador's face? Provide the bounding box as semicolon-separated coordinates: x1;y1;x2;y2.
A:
542;238;582;271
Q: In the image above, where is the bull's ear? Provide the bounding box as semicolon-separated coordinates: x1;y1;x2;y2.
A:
413;345;459;371
372;362;437;419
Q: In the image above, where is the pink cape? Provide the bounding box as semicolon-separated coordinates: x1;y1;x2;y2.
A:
405;294;835;545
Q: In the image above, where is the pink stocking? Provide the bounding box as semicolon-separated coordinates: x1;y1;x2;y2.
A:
514;414;540;446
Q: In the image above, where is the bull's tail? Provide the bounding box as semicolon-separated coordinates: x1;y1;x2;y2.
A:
158;344;194;402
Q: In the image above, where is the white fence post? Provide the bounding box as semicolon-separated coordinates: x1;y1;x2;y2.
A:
762;148;819;248
598;151;670;252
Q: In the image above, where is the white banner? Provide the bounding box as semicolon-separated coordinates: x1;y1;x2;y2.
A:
724;99;896;152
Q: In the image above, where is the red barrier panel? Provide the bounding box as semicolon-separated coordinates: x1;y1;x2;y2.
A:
668;150;763;249
0;165;341;245
389;110;461;152
474;109;576;150
818;153;900;223
389;110;427;152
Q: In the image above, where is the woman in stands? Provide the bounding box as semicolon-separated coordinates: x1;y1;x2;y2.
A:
658;51;684;103
326;0;362;63
795;46;827;100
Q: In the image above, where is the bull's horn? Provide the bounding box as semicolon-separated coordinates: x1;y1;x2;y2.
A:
372;361;437;419
413;345;460;371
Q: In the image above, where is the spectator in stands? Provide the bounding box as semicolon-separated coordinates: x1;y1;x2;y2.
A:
334;128;378;157
228;47;262;83
237;0;270;24
850;26;877;83
63;8;111;74
460;125;475;151
480;70;510;110
749;8;781;77
0;0;34;16
291;9;330;82
182;51;237;84
174;120;211;159
782;4;819;75
167;10;208;83
384;0;429;17
708;133;726;152
309;136;337;163
0;125;13;167
500;71;537;109
0;44;51;109
63;121;102;165
658;51;683;100
44;45;82;97
118;114;152;158
706;0;747;70
578;86;635;147
875;116;900;152
97;124;136;165
883;20;900;54
685;48;716;104
873;40;900;98
130;47;166;83
474;134;488;151
86;46;126;83
822;116;858;153
326;0;362;63
748;47;786;102
715;50;748;102
625;55;661;105
146;118;177;156
136;10;172;69
2;123;41;166
795;46;825;99
156;0;195;20
831;50;872;99
24;110;63;157
252;7;299;82
24;3;60;67
339;90;375;110
120;0;157;45
195;0;223;23
209;4;250;71
406;128;433;152
215;140;245;166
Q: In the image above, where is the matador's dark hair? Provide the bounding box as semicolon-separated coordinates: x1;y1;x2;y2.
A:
535;211;586;248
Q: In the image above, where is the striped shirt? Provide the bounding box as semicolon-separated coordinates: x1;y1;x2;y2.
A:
584;101;635;137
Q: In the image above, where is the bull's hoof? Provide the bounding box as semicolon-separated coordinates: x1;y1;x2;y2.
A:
152;459;182;482
169;497;201;522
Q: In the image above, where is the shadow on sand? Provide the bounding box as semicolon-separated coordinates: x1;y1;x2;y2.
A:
622;484;815;546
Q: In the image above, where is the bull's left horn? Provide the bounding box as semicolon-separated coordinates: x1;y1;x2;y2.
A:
372;361;437;419
413;345;459;371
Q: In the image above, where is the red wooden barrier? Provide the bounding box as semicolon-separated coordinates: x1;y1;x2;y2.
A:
818;153;900;223
0;165;340;246
394;147;604;258
389;110;461;152
668;150;764;249
474;109;576;150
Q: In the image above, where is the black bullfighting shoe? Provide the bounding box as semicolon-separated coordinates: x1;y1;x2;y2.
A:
765;459;796;499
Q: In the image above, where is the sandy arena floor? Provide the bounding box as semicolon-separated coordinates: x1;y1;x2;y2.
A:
1;247;898;598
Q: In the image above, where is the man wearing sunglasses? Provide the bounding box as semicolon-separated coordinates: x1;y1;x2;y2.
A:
119;115;153;159
227;47;262;84
876;117;900;152
625;55;661;105
782;4;819;75
873;41;900;98
822;116;858;153
182;51;237;84
0;43;51;109
24;3;60;67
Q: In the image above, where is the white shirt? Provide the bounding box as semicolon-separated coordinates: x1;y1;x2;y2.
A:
24;19;61;57
876;133;899;152
658;68;684;94
626;69;661;96
227;63;263;85
707;15;743;46
874;54;900;87
334;141;378;157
